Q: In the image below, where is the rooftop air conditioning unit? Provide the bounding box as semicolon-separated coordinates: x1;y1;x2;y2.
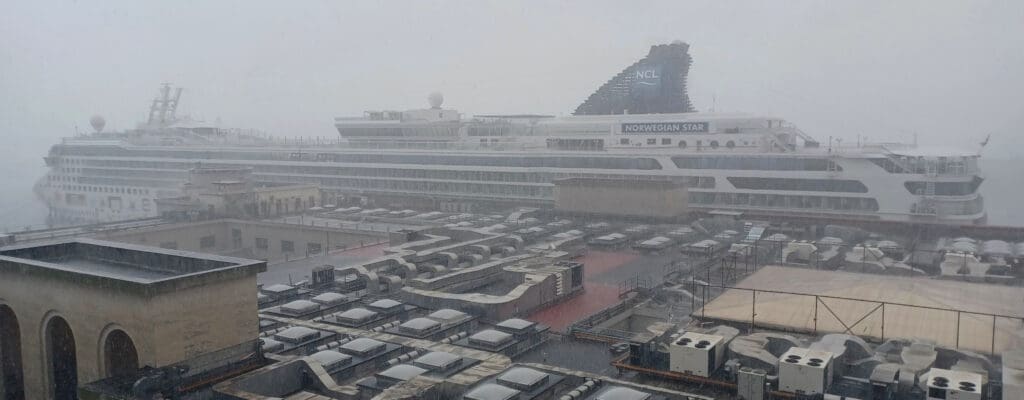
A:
668;331;726;377
926;368;982;400
778;347;835;395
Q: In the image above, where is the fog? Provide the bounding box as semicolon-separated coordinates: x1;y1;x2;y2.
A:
2;0;1024;228
4;4;1024;397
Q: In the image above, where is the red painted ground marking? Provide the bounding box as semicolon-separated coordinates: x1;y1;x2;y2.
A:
528;283;621;332
574;251;640;278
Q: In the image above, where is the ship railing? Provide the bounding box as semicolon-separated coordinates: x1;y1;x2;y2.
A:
776;126;820;146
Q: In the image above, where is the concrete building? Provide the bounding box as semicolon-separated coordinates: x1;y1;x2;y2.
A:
94;218;383;263
0;239;265;399
156;166;321;220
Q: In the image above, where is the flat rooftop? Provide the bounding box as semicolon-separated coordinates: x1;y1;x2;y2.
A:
0;238;265;288
698;266;1024;353
52;256;176;281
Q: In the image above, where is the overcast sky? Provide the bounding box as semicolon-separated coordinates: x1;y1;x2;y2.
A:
3;0;1023;158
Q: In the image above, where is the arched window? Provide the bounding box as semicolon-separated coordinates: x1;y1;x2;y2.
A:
103;329;139;378
44;316;77;399
726;140;735;149
677;141;687;149
710;140;720;149
0;305;24;400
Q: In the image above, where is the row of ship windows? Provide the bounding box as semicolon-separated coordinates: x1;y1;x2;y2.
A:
619;138;753;149
49;183;150;195
690;192;881;212
869;158;978;175
77;176;180;188
262;175;552;198
64;147;855;172
672;156;841;171
79;162;718;189
264;172;884;213
71;152;847;174
69;161;981;197
727;177;867;193
904;177;984;196
62;152;977;178
80;168;187;180
926;197;985;216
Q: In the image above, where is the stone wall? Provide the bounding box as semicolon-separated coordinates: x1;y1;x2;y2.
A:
0;244;263;399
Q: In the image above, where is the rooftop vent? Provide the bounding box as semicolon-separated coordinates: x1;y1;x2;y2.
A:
368;298;403;312
274;326;320;344
428;308;467;321
340;337;386;357
469;329;514;348
399;318;442;335
377;364;428;383
309;350;353;371
261;283;295;295
463;383;521;400
413;351;462;372
336;307;378;324
497;367;549;391
311;292;348;307
593;386;651;400
496;318;536;333
280;300;320;316
261;338;284;353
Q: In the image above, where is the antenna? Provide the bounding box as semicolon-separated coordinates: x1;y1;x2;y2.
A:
156;83;171;126
168;87;183;122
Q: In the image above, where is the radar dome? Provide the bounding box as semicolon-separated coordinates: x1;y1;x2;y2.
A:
427;92;444;109
89;115;106;132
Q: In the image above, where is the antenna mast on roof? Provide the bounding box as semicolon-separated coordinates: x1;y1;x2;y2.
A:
147;83;181;127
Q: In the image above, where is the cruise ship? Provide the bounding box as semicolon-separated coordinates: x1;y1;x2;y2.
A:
36;42;986;226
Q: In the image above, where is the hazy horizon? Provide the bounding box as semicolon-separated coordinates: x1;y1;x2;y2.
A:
4;2;1024;155
3;1;1023;229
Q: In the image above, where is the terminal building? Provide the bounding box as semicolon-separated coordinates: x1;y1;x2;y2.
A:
0;239;265;399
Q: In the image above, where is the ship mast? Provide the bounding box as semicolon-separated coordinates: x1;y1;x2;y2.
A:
147;83;182;128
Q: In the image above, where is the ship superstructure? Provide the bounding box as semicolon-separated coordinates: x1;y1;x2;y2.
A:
36;44;986;225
